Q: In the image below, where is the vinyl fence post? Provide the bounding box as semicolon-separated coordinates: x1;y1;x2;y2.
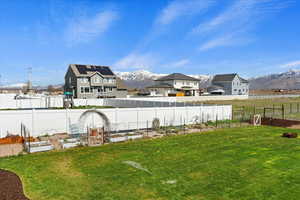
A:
31;109;35;138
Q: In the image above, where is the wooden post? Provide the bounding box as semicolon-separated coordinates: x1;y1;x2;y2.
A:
273;104;275;116
290;103;292;113
263;108;266;118
297;103;299;113
216;115;218;128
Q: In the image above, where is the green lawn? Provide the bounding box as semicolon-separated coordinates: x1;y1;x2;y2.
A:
2;126;300;200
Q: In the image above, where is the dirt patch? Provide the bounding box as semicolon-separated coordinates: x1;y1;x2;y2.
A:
0;169;29;200
262;117;300;128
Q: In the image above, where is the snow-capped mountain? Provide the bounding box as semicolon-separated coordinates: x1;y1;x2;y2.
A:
115;70;211;81
249;69;300;89
115;70;167;81
0;83;27;89
115;70;212;89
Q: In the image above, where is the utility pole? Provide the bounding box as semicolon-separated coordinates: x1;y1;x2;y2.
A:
27;67;33;94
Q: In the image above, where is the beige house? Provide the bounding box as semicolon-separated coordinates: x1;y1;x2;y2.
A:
147;73;200;97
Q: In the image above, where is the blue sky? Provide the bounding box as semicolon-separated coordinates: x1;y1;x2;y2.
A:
0;0;299;85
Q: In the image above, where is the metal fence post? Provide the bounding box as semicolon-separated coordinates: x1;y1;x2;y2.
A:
282;104;285;119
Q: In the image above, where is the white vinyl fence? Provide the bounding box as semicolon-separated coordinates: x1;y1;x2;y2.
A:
0;105;232;138
0;94;63;109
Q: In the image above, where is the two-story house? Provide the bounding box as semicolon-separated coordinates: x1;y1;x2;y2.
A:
64;64;127;99
147;73;200;96
208;73;249;95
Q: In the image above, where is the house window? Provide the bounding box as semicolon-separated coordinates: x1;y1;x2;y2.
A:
94;77;100;83
80;78;88;83
81;87;90;93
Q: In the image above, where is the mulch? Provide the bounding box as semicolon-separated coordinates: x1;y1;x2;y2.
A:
261;117;300;128
0;169;29;200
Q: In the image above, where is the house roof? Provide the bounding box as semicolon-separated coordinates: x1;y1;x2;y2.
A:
70;64;115;77
147;83;173;88
212;73;237;82
239;77;249;83
156;73;199;81
212;73;249;83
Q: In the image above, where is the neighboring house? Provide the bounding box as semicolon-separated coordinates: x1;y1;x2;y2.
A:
64;64;127;99
208;73;249;95
147;73;200;97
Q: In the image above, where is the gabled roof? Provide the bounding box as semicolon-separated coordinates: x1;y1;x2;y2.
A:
239;77;249;83
69;64;115;77
212;73;249;83
156;73;199;81
212;73;237;82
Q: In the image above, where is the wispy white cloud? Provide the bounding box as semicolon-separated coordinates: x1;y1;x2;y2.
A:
163;59;191;68
193;0;292;34
193;0;293;51
113;53;157;70
65;10;118;46
156;0;215;25
199;33;254;51
280;60;300;68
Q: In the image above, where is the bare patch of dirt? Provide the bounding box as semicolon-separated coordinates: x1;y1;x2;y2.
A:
0;169;29;200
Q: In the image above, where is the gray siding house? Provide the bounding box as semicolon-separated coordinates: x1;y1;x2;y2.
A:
64;64;127;99
208;73;249;95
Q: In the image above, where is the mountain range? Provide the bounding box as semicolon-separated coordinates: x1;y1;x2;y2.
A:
2;69;300;90
115;69;300;90
115;70;212;89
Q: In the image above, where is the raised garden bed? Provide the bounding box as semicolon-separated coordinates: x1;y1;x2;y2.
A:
109;134;143;143
26;141;54;153
60;138;81;149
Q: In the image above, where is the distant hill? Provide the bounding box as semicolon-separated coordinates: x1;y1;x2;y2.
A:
249;70;300;90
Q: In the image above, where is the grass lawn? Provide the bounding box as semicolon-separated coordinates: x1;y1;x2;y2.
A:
2;126;300;200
